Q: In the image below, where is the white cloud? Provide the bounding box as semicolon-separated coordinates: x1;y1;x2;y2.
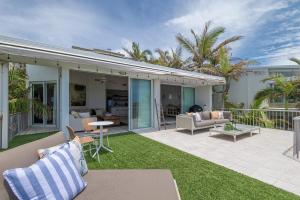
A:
0;0;102;47
165;0;291;59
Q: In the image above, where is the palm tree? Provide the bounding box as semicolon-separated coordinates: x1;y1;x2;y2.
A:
254;75;300;110
199;47;251;102
154;47;184;68
122;42;153;62
290;57;300;65
176;21;242;71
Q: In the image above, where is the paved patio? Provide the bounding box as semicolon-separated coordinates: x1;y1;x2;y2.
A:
140;127;300;196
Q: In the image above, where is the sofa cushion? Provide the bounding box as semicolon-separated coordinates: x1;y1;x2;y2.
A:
77;170;179;200
194;120;215;127
71;111;80;118
211;111;221;119
79;112;90;118
200;111;211;120
3;148;87;200
192;112;201;122
214;119;230;124
38;137;88;176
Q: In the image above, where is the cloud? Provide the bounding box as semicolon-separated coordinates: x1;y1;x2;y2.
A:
164;0;293;63
0;0;103;47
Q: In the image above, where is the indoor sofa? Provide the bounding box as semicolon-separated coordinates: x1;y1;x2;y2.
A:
176;111;232;135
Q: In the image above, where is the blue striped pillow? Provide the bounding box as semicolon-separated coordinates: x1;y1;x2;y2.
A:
3;147;87;200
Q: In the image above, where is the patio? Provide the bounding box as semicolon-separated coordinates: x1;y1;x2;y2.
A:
140;127;300;196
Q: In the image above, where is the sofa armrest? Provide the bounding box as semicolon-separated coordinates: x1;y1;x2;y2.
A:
176;115;194;130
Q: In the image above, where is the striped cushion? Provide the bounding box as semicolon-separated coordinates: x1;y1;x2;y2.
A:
3;148;87;200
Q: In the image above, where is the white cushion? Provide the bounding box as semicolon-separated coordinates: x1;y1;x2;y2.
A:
71;111;80;118
219;111;224;119
38;138;88;176
78;112;90;118
193;112;202;121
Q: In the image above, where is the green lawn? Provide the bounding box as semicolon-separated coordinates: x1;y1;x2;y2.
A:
86;132;300;200
0;132;56;152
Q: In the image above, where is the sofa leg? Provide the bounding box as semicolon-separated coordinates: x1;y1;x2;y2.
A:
191;130;194;135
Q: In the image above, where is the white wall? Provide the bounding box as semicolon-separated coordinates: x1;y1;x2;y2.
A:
195;85;212;111
27;65;58;82
70;71;106;110
228;69;268;108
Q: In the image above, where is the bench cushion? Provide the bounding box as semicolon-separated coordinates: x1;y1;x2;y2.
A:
215;119;230;124
194;120;215;127
77;170;179;200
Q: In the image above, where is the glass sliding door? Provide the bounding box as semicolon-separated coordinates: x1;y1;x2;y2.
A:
31;82;57;127
130;79;152;129
46;83;57;125
182;87;195;113
32;83;44;124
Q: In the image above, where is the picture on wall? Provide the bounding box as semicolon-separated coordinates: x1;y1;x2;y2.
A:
70;83;86;106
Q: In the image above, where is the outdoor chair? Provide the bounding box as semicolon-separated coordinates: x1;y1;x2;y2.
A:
66;125;100;162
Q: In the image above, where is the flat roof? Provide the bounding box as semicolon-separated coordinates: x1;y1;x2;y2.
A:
0;35;225;85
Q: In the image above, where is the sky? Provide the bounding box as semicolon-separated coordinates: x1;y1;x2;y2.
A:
1;0;300;66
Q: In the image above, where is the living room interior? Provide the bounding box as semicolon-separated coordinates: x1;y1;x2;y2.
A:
69;70;128;132
161;84;181;124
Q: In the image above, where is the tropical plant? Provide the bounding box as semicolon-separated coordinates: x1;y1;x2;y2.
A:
122;42;153;62
254;75;300;110
154;47;184;68
8;64;30;114
176;21;242;71
290;57;300;65
200;47;252;105
230;98;274;128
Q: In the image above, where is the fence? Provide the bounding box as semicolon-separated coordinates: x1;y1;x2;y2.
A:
226;108;300;131
8;112;29;141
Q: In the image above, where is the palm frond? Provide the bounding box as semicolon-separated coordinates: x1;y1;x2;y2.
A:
176;33;196;55
289;57;300;65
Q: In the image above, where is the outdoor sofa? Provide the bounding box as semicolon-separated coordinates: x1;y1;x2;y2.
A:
0;132;180;200
176;111;232;135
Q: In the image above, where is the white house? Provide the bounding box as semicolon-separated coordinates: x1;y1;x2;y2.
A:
228;65;300;108
0;35;225;149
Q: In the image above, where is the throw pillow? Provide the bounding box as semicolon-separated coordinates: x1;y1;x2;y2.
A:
79;112;90;118
211;111;220;119
71;111;80;118
219;111;224;119
201;111;211;120
3;148;87;200
192;112;201;121
186;112;193;117
38;137;88;176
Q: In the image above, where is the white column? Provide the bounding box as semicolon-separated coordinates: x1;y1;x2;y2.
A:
59;67;69;139
195;85;212;111
0;63;9;149
153;79;161;129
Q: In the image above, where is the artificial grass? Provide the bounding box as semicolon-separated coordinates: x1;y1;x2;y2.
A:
86;132;300;200
0;131;56;152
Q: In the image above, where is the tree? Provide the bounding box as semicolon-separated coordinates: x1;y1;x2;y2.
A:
176;21;242;71
122;42;153;62
154;47;184;68
199;47;251;105
290;57;300;65
254;75;300;110
8;63;30;114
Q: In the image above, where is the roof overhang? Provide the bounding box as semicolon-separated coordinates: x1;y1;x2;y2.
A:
0;35;225;86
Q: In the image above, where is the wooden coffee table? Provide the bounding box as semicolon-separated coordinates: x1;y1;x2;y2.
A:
98;115;121;126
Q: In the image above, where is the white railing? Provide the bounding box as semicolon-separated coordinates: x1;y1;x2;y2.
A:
224;108;300;131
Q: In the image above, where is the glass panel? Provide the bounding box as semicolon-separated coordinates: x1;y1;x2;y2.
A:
46;83;56;125
182;87;195;113
131;79;152;129
32;83;44;124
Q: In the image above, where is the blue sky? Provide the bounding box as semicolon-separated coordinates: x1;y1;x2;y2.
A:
1;0;300;66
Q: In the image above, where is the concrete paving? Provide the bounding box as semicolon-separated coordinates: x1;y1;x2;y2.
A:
139;127;300;196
